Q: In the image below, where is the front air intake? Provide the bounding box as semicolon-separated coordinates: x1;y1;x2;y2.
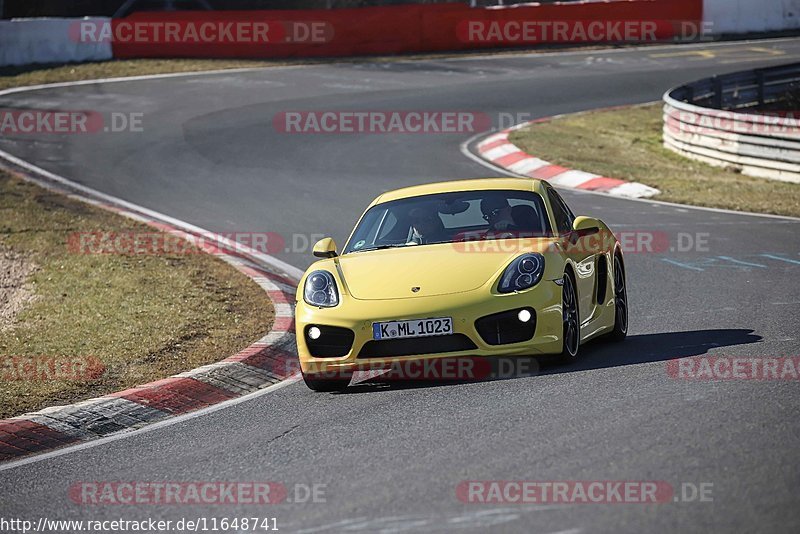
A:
475;308;536;346
358;334;477;358
305;325;355;357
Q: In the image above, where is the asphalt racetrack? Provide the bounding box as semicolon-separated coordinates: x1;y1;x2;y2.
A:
1;39;800;533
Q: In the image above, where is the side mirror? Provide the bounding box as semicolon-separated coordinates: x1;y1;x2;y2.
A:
572;216;601;238
313;237;338;258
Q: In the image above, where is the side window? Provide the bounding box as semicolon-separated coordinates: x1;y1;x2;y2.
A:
555;190;576;222
547;188;574;235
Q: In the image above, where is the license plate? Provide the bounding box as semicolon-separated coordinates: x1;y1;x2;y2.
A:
372;317;453;340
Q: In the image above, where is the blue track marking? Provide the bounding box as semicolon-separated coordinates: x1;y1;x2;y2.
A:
661;258;705;271
760;254;800;266
717;256;767;268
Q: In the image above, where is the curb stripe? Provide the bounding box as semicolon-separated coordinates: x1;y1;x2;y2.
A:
606;182;662;198
507;157;549;175
477;138;510;152
482;144;519;161
494;151;531;167
23;398;171;440
530;164;570;180
579;176;626;191
549;169;602;187
475;122;660;199
109;377;238;415
267;289;292;304
0;421;80;460
272;316;295;332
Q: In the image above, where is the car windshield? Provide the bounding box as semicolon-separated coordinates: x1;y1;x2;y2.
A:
343;189;552;254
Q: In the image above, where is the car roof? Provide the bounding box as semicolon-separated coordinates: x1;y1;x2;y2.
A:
373;178;546;205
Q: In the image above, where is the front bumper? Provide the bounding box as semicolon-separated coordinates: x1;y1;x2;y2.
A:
296;280;563;375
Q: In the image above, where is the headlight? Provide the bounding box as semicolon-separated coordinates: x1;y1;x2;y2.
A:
304;270;339;307
498;253;545;293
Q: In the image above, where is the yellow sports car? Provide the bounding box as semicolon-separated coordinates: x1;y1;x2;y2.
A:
295;178;627;391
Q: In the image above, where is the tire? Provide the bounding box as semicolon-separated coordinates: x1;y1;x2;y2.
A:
558;272;580;363
301;371;351;392
610;253;628;341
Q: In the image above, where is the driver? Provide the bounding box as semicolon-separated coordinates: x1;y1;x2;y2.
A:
408;206;447;244
480;197;515;232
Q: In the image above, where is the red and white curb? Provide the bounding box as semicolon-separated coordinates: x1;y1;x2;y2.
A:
476;119;660;199
0;162;300;463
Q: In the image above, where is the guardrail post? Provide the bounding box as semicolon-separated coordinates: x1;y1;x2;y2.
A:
712;76;723;109
756;71;766;106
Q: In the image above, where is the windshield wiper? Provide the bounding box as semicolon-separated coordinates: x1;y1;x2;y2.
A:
353;243;418;253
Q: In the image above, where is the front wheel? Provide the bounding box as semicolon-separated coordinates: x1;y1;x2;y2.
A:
301;371;351;392
609;254;628;341
558;272;580;363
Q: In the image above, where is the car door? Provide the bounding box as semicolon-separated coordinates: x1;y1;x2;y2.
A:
546;187;597;325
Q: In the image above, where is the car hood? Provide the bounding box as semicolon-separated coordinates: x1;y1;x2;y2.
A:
338;241;552;300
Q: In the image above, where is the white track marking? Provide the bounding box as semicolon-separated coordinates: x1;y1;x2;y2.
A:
0;66;308;97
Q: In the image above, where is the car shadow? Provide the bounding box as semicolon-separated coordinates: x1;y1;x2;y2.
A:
334;328;763;394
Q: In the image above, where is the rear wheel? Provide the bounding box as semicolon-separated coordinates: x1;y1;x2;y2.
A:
610;254;628;341
558;272;580;363
301;371;351;392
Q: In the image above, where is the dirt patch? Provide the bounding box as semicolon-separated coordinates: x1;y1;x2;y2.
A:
0;245;37;331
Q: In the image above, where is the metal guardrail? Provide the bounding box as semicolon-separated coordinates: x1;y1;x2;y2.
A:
663;63;800;184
